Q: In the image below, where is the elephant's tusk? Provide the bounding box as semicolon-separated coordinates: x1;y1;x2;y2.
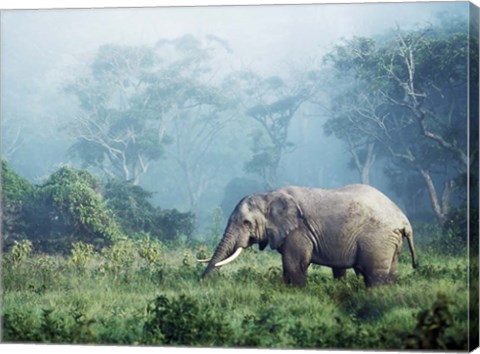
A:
196;258;211;263
215;247;243;267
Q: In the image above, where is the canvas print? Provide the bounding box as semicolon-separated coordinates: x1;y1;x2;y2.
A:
0;1;479;351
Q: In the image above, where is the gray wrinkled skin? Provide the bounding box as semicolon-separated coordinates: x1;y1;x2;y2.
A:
201;184;418;287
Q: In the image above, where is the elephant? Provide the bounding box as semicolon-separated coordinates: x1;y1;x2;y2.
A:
199;184;418;287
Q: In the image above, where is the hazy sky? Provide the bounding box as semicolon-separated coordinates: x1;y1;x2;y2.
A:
1;2;467;82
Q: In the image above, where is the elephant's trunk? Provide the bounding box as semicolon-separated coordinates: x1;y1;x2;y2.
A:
201;230;239;279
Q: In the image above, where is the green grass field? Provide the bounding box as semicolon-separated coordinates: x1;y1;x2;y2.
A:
1;235;475;350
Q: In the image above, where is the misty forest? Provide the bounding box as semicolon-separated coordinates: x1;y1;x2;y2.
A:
1;3;479;350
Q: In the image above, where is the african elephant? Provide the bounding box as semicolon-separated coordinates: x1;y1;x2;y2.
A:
199;184;418;287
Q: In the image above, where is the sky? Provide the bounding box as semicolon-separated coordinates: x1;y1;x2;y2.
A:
1;2;468;82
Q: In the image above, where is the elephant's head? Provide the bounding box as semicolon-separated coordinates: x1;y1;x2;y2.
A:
200;190;305;279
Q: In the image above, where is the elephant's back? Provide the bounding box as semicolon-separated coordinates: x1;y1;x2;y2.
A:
280;184;409;225
331;184;409;225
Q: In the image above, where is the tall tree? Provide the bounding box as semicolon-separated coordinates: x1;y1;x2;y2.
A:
228;70;319;188
64;44;165;185
323;15;475;229
150;35;235;213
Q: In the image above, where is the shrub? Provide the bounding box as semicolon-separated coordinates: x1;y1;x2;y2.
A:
100;238;138;277
23;166;121;253
1;160;34;250
6;240;33;267
3;305;96;344
143;294;232;346
71;241;95;270
405;293;467;350
137;235;162;266
236;307;286;348
104;179;195;242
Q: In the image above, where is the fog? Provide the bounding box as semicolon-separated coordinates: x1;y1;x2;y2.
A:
1;2;470;233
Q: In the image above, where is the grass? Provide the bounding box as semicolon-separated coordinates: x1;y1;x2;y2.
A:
0;237;474;350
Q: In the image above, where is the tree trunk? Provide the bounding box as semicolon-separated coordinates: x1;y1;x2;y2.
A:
350;141;376;185
418;168;453;230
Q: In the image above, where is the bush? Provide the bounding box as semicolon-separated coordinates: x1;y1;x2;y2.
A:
236;307;286;347
3;306;96;344
104;179;195;242
71;241;95;270
405;293;467;350
100;238;138;278
143;294;232;346
1;160;34;250
23;166;121;253
5;239;33;267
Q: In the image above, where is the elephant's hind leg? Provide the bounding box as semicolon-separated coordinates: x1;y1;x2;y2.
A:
387;248;400;283
359;247;395;288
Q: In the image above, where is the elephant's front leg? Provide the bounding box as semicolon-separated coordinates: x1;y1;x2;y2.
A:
332;268;347;279
281;230;313;287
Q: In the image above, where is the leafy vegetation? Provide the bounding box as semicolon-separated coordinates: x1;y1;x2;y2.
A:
103;179;195;242
1;234;473;350
24;166;121;252
1;162;195;254
1;160;34;249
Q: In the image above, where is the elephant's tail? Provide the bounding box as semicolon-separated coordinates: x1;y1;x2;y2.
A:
403;227;418;269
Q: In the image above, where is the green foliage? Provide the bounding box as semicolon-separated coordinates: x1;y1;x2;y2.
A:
100;238;138;277
5;239;33;267
104;179;195;242
103;179;155;235
2;164;194;254
405;294;466;349
154;208;195;242
3;306;96;344
24;166;121;253
143;294;232;346
237;307;286;347
1;159;34;201
71;241;95;270
137;235;162;266
1;160;34;249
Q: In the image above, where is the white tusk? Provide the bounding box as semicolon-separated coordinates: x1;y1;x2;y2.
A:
215;248;243;267
197;258;211;263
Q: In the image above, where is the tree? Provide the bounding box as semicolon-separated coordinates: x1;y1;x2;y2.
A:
1;159;34;250
153;35;235;213
323;15;475;229
23;166;121;253
103;179;195;242
64;44;167;185
323;81;383;184
228;70;319;188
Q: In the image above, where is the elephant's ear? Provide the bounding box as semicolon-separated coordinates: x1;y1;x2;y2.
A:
266;192;303;250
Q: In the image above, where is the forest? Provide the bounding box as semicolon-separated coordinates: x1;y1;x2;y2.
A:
1;3;478;350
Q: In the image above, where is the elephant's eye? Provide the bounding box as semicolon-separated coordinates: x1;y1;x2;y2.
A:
243;220;252;228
